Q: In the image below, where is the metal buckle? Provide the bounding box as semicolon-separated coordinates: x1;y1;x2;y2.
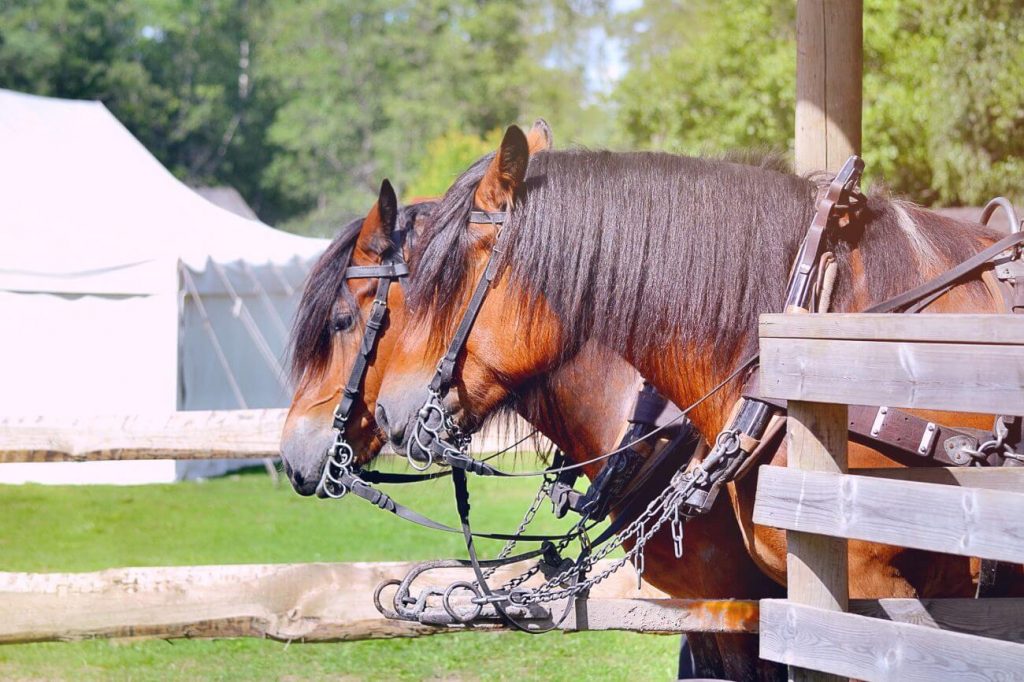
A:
870;405;888;437
917;422;938;455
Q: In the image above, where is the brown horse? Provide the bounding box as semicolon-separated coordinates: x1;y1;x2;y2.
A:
281;140;782;680
374;125;1019;604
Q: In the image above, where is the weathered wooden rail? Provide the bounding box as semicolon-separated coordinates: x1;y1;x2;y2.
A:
6;560;1024;646
0;561;693;644
0;409;524;463
756;313;1024;681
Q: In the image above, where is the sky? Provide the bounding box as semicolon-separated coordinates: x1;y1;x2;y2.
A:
584;0;642;96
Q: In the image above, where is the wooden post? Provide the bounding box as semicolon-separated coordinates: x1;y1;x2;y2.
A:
786;401;849;682
795;0;862;174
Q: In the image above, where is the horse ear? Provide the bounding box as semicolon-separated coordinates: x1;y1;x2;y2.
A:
526;118;553;154
476;125;530;212
377;178;398;239
358;179;399;254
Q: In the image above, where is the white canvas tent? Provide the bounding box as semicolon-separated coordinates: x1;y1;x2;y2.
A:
0;89;328;484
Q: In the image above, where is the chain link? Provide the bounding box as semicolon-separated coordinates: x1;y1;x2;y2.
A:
481;478;553;580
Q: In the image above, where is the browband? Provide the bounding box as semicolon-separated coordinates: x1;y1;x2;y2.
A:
345;263;410;280
469;210;507;225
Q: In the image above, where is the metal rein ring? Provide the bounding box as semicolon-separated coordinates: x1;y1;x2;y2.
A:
407;418;436;471
442;581;484;623
317;441;356;499
715;428;741;454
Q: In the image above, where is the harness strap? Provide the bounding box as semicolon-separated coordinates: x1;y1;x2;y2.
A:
744;390;996;468
429;214;507;394
340;468;591;542
865;230;1024;313
344;263;410;279
333;253;405;430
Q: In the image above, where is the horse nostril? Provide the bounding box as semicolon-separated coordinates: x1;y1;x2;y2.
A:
375;404;390;434
376;403;407;443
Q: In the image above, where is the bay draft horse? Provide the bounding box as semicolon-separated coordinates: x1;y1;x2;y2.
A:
281;126;781;679
371;125;1024;653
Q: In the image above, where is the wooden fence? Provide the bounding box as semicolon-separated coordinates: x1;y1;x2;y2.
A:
4;313;1024;675
755;313;1024;681
0;409;521;463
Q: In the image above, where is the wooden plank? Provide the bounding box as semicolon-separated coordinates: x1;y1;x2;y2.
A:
761;313;1024;345
754;467;1024;563
0;409;287;462
795;0;862;175
0;560;669;644
853;466;1024;492
786;401;849;682
760;599;1024;681
4;559;1022;645
850;598;1024;645
0;411;536;463
786;403;849;612
760;337;1024;414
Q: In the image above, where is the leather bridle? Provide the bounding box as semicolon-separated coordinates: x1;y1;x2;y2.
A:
407;210;509;471
315;246;409;499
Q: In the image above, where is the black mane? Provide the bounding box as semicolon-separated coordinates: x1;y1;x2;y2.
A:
410;149;999;368
290;203;433;384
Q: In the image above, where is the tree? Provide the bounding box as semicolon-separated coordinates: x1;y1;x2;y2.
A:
612;0;1024;207
258;0;608;235
0;0;295;220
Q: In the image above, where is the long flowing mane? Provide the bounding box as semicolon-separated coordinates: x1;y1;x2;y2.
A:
290;203;433;383
410;149;1000;367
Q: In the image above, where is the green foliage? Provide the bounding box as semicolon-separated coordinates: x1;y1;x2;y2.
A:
0;0;296;220
0;468;677;681
1;0;606;233
614;0;1024;206
613;0;796;154
4;0;1021;229
260;0;608;235
404;127;504;200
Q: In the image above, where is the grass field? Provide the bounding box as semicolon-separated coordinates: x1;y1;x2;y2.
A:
0;461;677;681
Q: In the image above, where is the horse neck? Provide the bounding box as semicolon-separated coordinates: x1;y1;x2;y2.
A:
620;204;1004;443
516;341;640;480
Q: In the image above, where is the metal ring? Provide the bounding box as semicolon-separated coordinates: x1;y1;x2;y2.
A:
417;402;446;435
406;424;435;471
715;429;741;454
332;440;354;467
442;581;484;623
372;579;404;619
507;586;532;606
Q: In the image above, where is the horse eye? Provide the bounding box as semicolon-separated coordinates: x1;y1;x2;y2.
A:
331;314;355;333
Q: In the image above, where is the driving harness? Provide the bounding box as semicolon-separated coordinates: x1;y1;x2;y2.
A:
320;159;1024;630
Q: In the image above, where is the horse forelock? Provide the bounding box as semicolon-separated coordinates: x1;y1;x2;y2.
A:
289;203;433;386
407;153;496;344
406;148;1002;376
289;218;363;385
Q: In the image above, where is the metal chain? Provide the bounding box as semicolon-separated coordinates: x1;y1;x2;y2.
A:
481;477;553;579
511;467;701;605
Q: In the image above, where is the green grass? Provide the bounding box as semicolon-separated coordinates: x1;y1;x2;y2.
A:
0;461;677;680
